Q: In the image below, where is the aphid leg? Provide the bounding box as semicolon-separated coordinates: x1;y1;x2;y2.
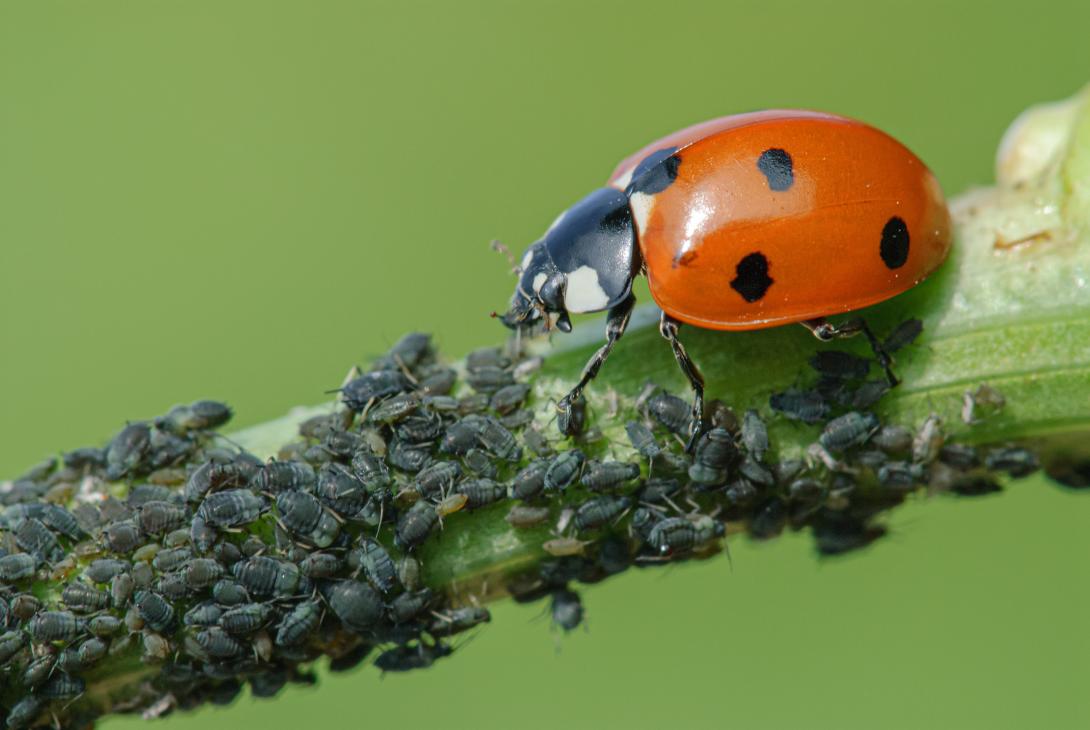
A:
801;317;899;387
658;312;706;450
557;294;636;416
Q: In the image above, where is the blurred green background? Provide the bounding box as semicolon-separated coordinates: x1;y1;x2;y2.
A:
2;1;1088;728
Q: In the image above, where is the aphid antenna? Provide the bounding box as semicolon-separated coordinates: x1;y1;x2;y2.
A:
373;502;385;538
639;501;669;514
662;495;686;516
325;504;347;525
211;432;247;453
391;353;419;385
58;690;87;717
611;506;633;527
683;495;704;514
633;382;658;411
341;364;362;389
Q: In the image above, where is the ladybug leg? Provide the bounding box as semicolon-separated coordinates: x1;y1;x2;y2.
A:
800;318;899;387
557;294;636;418
658;312;706;450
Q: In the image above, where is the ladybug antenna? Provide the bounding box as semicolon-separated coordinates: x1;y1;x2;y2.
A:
490;239;521;274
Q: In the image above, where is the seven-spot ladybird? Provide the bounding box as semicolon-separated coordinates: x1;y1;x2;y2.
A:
500;110;951;441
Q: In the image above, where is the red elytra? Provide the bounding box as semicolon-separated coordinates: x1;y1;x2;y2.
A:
609;110;951;330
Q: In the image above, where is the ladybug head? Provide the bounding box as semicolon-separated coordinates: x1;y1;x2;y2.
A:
500;187;638;334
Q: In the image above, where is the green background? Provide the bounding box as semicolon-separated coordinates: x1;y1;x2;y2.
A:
2;2;1088;728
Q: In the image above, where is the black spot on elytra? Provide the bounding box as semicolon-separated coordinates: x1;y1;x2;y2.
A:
756;148;793;191
625;149;681;197
880;216;910;269
730;252;773;302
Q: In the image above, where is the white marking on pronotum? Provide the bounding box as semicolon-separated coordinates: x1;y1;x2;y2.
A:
612;164;636;192
521;247;534;273
563;265;610;313
628;191;654;235
532;272;547;293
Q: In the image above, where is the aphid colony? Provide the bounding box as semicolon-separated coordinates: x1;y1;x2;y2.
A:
0;328;1042;729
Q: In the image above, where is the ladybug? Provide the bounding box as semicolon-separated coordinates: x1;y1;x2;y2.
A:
499;110;951;441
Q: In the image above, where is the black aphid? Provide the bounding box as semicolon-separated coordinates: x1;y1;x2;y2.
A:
985;447;1039;477
105;422;152;480
5;696;44;730
135;591;175;632
374;642;452;673
386;439;432;473
769;388;830;424
809;350;871;380
220;603;273;635
574;496;631;531
882;318;924;353
688;428;738;485
647;515;724;554
253;460;316;494
196;626;248;659
315;463;367;517
819;412;880;453
645;391;691;435
212;579;250;606
388;588;433;623
635;477;680;504
509;459;550;500
414;460;462;499
341;370;411;411
136;500;187;534
0;552;36;582
374;331;435;371
581;461;640;490
461;478;507;509
184;558;225;589
275;600;322;647
749;498;788;540
625;420;661;459
740;410;769;461
156;400;233;434
490;383;531;415
350;449;392;494
550;589;584;632
39;672;86;699
545;449;585;491
184;602;224;627
327;580;384;632
232;556;301;597
465;365;515;394
395;501;439;550
88;615;122;636
16;518;62;562
197;489;266;528
299;551;343;579
61;582;110;613
367;392;420;424
355;537;398;594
